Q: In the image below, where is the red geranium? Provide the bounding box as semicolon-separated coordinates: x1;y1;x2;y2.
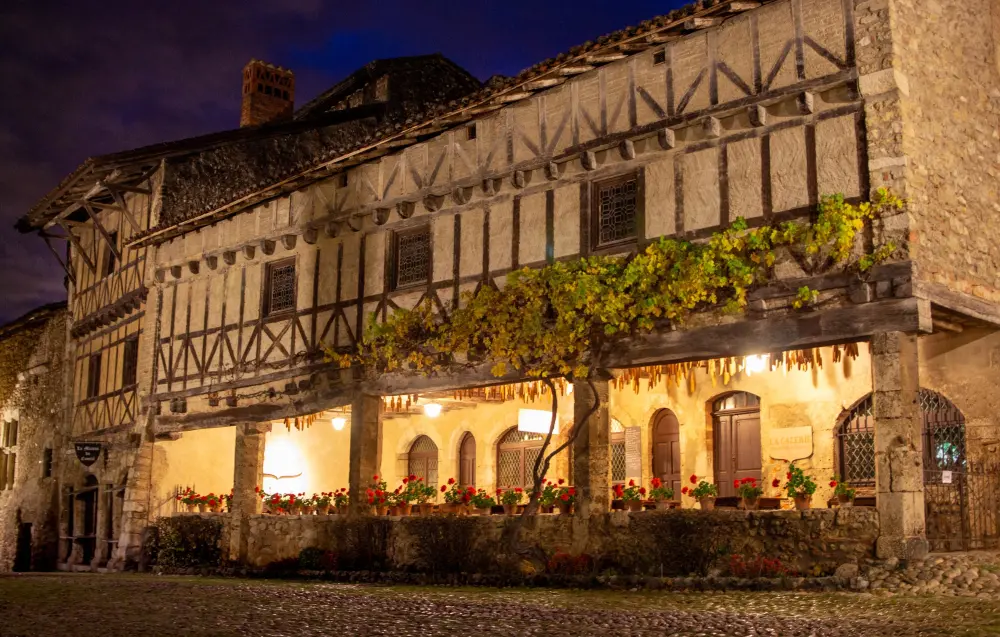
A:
690;474;698;484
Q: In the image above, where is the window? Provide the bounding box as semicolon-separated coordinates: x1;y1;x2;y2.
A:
610;419;626;486
264;259;296;316
407;436;439;487
653;49;666;65
392;226;431;289
122;336;139;387
103;231;119;278
43;448;52;479
466;124;477;140
86;353;102;399
592;173;639;249
459;433;476;488
496;428;545;491
336;172;348;188
1;421;18;490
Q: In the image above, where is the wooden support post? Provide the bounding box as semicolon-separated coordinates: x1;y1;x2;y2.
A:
348;393;383;515
41;233;76;285
83;202;121;262
872;332;928;559
103;184;142;233
57;220;96;273
229;423;267;563
573;375;611;517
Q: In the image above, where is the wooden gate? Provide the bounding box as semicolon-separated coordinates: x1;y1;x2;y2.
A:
713;392;762;498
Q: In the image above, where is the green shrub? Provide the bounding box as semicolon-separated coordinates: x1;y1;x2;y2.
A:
154;516;224;568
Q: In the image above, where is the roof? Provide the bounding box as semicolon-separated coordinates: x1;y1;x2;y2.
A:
18;0;775;242
0;302;67;341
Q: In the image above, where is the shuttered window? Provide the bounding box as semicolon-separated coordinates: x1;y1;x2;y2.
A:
122;336;139;387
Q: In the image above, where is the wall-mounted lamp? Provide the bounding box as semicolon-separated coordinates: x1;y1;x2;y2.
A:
331;417;346;431
423;402;442;418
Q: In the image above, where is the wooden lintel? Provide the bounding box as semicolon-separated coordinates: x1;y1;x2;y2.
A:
56;220;96;273
916;281;1000;327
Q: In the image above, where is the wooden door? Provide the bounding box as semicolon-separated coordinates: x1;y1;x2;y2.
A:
713;393;761;498
459;433;476;488
652;410;681;496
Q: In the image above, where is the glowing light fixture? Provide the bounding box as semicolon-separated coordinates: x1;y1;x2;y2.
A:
331;417;346;431
518;408;559;435
423;402;443;418
262;436;307;494
745;354;769;376
566;383;574;395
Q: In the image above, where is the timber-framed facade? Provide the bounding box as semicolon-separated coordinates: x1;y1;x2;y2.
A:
12;0;1000;570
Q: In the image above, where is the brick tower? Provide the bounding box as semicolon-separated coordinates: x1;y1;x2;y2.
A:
240;60;295;127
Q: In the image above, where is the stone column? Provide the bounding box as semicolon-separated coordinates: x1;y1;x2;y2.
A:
572;376;611;517
229;422;267;563
110;438;154;569
872;332;928;559
348;393;382;514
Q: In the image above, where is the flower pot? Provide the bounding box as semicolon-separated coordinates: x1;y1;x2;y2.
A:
540;505;554;514
397;503;412;516
209;503;221;513
440;502;456;515
625;500;642;512
654;499;673;511
316;504;330;515
197;503;208;513
699;496;716;511
742;497;759;511
557;501;574;515
475;507;490;516
503;504;517;516
302;505;315;515
186;503;197;513
415;503;434;516
387;506;399;516
375;505;388;516
794;495;812;511
837;494;854;508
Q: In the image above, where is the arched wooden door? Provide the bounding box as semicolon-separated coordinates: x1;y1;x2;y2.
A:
651;409;681;496
712;392;761;498
407;436;438;487
459;433;476;488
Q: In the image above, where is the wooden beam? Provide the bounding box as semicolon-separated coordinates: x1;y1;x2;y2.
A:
82;202;120;262
41;234;76;285
685;17;725;30
56;220;96;273
932;318;963;333
494;91;534;104
523;77;567;91
558;65;596;76
585;52;628;64
602;297;928;368
727;1;762;11
105;183;151;195
916;281;1000;327
102;182;141;233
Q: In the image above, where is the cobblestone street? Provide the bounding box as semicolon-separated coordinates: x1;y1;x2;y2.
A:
1;574;999;636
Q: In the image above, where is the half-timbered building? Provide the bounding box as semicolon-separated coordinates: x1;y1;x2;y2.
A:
14;0;1000;570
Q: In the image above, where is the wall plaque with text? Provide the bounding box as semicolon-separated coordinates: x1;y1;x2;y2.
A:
767;426;813;461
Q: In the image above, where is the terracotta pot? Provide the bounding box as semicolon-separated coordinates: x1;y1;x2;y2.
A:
209;503;221;513
197;503;207;513
837;494;854;508
397;503;412;516
699;496;716;511
376;505;388;516
387;506;399;516
557;500;574;515
316;504;330;515
625;500;642;512
186;503;197;513
302;505;315;515
742;497;759;511
503;504;517;516
655;499;673;511
794;495;812;511
540;505;554;514
440;502;456;515
475;507;491;516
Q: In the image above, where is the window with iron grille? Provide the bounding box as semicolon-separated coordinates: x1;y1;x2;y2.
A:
610;418;626;485
86;354;102;399
592;173;639;249
393;226;431;289
497;428;545;491
122;336;139;387
407;435;439;488
264;259;296;316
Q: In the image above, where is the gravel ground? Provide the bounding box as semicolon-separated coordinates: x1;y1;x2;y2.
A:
1;574;999;637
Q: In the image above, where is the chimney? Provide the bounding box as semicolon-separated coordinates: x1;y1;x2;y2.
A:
240;59;295;127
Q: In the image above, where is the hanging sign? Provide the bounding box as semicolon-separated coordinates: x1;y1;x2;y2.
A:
767;426;813;461
75;442;103;467
941;470;953;484
625;427;642;479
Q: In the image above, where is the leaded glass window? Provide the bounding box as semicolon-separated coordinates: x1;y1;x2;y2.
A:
394;227;431;289
265;259;296;315
593;174;639;248
408;435;438;488
496;428;544;491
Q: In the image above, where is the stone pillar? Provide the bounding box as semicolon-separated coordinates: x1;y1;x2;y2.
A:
348;393;382;514
872;332;928;559
110;438;154;569
572;376;611;517
229;422;267;563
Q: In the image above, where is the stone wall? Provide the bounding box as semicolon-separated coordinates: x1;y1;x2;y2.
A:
241;508;879;576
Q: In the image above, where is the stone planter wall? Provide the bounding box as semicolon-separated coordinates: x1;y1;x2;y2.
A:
242;508;879;575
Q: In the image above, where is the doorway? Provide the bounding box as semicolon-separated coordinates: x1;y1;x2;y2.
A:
651;409;681;496
13;521;31;572
712;392;762;498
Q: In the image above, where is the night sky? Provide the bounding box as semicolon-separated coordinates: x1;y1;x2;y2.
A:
0;0;685;324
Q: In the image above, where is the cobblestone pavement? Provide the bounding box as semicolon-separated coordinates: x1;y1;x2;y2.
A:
863;551;1000;599
2;574;1000;637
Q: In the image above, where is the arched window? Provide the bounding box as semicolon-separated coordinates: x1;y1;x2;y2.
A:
712;392;762;498
837;389;966;487
459;433;476;488
407;435;438;487
610;418;626;486
497;427;544;491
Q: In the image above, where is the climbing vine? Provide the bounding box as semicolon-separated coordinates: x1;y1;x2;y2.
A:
329;189;901;382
